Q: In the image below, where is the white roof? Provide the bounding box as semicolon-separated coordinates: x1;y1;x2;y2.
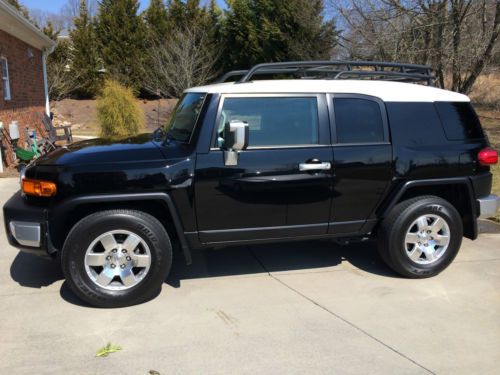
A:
186;80;470;103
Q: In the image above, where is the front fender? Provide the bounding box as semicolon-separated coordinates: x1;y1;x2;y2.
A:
51;192;192;264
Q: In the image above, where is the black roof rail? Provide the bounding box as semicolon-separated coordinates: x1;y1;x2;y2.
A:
216;70;248;83
220;60;435;86
216;68;306;83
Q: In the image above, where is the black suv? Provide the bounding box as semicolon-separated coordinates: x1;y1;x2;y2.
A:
4;61;499;307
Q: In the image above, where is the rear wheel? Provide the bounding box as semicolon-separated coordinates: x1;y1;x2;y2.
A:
62;210;172;307
378;196;462;278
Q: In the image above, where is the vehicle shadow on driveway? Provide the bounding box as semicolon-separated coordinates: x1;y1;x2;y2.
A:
166;239;398;288
10;252;63;288
9;239;397;306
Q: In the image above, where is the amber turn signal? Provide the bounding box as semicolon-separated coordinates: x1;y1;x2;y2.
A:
22;179;57;197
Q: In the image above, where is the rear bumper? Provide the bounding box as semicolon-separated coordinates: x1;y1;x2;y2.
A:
477;194;500;219
3;191;53;257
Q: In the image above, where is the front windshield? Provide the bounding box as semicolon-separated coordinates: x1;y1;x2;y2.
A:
166;93;206;143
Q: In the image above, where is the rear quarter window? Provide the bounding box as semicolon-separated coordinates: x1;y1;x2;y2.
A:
434;102;484;141
386;103;446;146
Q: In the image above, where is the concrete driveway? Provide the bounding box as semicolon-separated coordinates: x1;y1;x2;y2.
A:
0;177;499;375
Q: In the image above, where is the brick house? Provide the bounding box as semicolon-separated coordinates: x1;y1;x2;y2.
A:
0;0;55;170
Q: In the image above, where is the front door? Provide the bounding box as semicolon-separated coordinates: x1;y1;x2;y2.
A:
195;94;333;243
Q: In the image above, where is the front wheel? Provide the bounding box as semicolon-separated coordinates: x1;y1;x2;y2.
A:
378;196;463;278
62;210;172;308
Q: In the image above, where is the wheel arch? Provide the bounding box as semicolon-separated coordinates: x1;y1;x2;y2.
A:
50;193;192;264
377;178;478;240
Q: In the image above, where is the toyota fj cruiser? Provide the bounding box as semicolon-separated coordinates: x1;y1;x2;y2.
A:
3;61;499;307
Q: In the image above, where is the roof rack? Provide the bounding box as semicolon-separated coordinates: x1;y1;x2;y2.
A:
216;61;435;86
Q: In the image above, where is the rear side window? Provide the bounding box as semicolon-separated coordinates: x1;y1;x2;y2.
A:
386;103;446;146
435;102;484;140
334;98;385;143
218;97;319;147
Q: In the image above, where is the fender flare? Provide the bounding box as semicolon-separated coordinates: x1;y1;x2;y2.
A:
377;177;478;238
52;192;192;265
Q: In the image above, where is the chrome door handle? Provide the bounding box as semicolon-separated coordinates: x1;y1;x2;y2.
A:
299;162;331;171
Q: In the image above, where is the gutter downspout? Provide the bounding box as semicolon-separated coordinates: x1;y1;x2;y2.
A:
42;44;55;116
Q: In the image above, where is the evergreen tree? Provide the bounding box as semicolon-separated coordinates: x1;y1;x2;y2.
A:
42;21;60;40
222;0;338;70
95;0;146;90
144;0;169;41
6;0;30;19
71;0;101;98
166;0;207;30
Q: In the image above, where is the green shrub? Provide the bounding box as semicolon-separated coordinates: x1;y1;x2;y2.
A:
96;79;143;138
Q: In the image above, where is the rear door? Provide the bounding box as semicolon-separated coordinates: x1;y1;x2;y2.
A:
195;94;333;243
328;94;393;235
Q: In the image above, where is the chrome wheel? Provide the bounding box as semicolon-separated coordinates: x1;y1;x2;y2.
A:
404;214;450;265
84;230;152;291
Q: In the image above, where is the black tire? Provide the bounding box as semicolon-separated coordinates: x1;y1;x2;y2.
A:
378;196;463;278
61;209;172;308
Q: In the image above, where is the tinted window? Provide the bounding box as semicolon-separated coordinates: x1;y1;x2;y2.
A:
334;98;385;143
167;93;206;142
386;103;445;146
217;97;319;147
435;102;484;140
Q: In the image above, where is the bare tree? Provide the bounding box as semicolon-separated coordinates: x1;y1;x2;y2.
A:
332;0;500;94
142;26;220;98
47;52;81;101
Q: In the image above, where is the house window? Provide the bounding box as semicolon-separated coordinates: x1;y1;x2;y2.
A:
1;57;11;100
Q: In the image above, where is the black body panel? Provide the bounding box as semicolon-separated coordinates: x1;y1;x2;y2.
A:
195;147;333;242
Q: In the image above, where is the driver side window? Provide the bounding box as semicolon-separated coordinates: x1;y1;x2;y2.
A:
216;96;319;148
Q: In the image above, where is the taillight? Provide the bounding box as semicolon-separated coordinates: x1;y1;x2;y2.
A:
22;179;57;197
478;148;498;166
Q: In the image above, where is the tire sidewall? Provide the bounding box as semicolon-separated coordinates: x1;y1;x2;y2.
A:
389;200;462;277
62;211;171;307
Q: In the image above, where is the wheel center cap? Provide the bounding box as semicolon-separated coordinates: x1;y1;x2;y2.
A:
419;232;429;240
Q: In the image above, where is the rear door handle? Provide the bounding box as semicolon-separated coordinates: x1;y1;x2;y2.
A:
299;162;331;171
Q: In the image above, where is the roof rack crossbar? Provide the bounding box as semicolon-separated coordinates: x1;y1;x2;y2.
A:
230;60;434;85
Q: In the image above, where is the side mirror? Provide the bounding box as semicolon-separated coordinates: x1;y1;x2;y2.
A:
224;120;248;151
224;120;249;166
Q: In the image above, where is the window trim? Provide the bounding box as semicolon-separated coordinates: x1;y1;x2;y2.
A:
1;56;11;101
327;93;390;145
210;93;329;150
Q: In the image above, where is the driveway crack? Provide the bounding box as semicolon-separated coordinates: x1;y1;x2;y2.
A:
248;247;436;375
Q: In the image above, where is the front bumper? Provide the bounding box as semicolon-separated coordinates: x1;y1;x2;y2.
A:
477;194;500;219
3;191;53;257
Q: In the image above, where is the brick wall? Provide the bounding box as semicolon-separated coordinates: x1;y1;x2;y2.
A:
0;28;47;167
